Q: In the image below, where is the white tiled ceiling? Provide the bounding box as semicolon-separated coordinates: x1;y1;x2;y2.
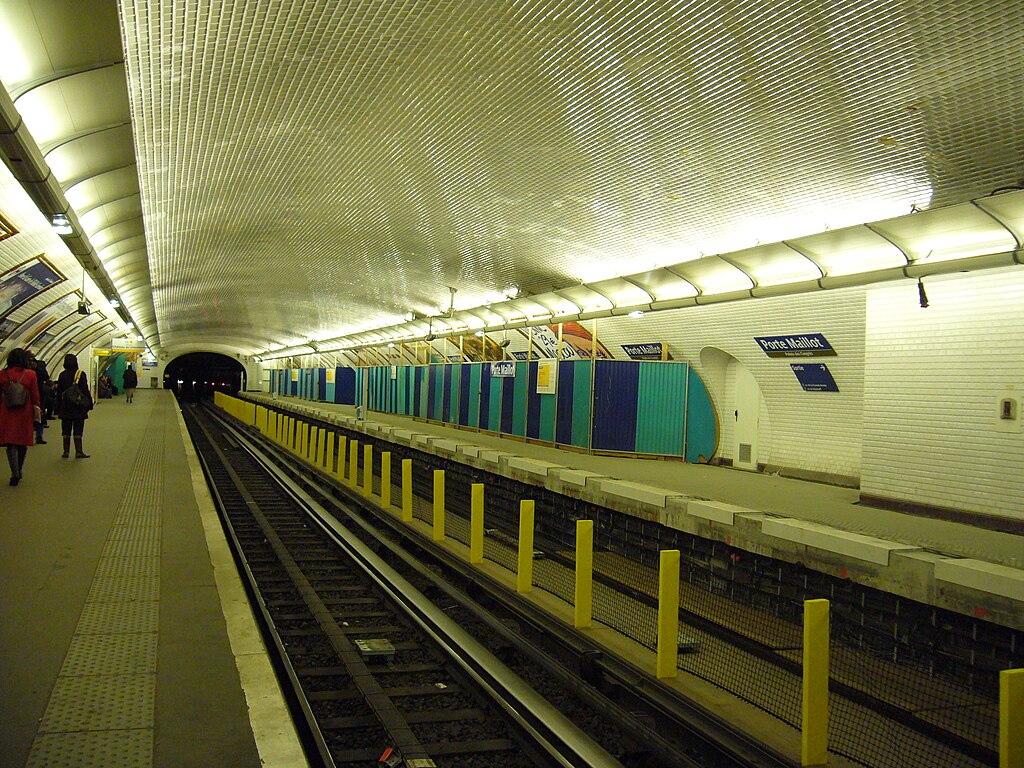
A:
7;1;1024;358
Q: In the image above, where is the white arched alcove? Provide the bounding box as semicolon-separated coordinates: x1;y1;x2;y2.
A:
699;347;770;471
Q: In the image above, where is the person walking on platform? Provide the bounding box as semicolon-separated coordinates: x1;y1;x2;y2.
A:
0;347;41;486
56;353;92;459
122;363;138;404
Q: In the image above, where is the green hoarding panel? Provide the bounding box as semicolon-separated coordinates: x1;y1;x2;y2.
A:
449;364;460;424
539;394;555;442
572;360;592;448
488;374;501;431
636;362;687;456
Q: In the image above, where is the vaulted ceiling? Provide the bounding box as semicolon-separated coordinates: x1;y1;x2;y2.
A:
1;0;1021;361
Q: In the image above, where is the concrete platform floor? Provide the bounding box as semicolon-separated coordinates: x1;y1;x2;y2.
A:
0;389;306;768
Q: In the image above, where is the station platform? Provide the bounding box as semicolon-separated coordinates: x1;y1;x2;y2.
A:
250;393;1024;632
0;390;306;768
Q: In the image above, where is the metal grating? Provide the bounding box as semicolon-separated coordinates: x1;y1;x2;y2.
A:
115;0;1024;356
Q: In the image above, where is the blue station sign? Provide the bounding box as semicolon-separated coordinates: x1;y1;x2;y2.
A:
755;333;836;358
791;363;839;392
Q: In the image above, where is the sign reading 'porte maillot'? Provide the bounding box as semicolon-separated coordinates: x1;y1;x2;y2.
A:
754;333;836;358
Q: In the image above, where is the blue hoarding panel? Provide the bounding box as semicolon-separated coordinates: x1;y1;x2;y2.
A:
592;360;639;452
460;364;473;426
555;360;575;444
479;363;492;429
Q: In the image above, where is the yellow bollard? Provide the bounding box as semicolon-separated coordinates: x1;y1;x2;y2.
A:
470;483;484;564
1000;668;1023;768
325;432;334;472
574;520;594;629
309;426;318;463
315;427;324;466
363;444;373;497
348;440;359;489
517;500;535;593
336;435;347;482
381;452;391;510
432;470;445;541
802;599;830;766
402;459;413;522
656;549;680;679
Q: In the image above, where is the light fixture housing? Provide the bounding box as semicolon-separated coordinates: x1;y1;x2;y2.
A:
51;213;73;235
628;310;645;318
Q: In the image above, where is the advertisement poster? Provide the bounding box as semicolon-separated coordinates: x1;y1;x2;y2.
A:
536;360;557;393
21;292;82;348
518;322;615;360
0;256;64;322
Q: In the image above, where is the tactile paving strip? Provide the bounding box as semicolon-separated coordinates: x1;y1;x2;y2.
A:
25;414;165;768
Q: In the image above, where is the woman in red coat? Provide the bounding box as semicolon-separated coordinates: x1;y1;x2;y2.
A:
0;347;41;486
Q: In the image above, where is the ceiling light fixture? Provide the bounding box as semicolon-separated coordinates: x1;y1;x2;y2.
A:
474;330;484;338
109;298;120;308
50;213;73;235
629;310;645;318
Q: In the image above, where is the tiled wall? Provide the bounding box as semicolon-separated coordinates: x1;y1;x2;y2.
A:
597;286;868;480
862;268;1024;520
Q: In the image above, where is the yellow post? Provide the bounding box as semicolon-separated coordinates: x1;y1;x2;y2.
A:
402;459;413;521
432;470;445;541
802;599;830;766
288;417;296;451
309;426;318;463
381;452;391;510
656;549;680;679
470;483;484;564
363;444;373;497
315;427;324;466
325;432;334;471
348;440;359;488
336;435;347;482
575;520;594;629
517;500;535;593
1001;668;1024;768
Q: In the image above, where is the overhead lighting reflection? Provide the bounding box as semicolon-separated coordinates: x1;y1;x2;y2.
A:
51;213;73;235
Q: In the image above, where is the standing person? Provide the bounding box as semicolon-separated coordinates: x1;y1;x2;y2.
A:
56;353;92;459
26;351;49;444
122;363;138;404
0;347;41;486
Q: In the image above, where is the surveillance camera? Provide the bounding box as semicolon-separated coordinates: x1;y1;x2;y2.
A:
498;338;511;348
424;334;436;342
77;301;89;315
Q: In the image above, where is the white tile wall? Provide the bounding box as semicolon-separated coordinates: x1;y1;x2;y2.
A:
862;268;1024;520
596;287;867;479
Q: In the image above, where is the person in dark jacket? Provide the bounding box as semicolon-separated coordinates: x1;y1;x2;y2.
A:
0;347;41;485
122;363;138;403
56;353;92;459
26;351;49;444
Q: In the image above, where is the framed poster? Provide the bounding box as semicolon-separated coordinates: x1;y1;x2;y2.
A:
0;256;65;322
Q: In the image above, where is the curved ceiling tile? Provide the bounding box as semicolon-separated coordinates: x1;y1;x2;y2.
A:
65;166;141;213
553;284;615;314
13;67;129;148
971;190;1024;247
79;196;143;234
587;278;653;309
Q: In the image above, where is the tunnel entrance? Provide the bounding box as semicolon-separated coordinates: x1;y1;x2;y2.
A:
164;352;246;402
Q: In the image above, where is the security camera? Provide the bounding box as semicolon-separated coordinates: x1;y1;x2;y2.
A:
498;338;511;348
424;333;436;342
77;301;89;315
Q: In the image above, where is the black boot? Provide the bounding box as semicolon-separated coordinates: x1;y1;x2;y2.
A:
7;446;20;485
74;437;90;458
62;436;71;458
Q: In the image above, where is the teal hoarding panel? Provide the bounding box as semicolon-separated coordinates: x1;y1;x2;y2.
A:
685;366;718;462
488;372;501;431
512;362;528;436
571;360;592;448
636;362;687;456
539;394;555;442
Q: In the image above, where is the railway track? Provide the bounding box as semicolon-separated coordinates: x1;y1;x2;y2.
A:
185;402;794;768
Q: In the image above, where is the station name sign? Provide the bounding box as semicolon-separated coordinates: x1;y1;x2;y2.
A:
621;343;670;360
490;361;516;377
755;333;835;358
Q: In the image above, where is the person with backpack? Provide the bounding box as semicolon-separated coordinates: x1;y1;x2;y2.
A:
122;363;138;403
56;353;92;459
0;347;41;486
